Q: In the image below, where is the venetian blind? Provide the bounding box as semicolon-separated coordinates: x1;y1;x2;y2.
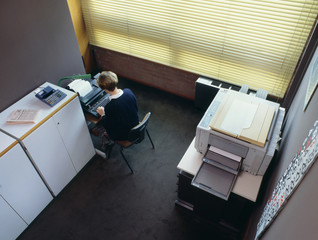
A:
81;0;318;98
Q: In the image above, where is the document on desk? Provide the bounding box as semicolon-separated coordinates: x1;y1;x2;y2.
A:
6;109;40;124
68;79;92;97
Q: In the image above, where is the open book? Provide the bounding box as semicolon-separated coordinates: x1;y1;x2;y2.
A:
6;109;40;124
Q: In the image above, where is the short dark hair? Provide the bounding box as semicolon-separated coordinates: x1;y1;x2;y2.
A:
97;71;118;91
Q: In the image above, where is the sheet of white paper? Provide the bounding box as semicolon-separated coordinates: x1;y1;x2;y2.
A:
221;99;258;135
68;79;92;97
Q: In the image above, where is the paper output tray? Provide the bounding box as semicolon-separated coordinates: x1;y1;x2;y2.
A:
204;146;241;173
191;161;238;200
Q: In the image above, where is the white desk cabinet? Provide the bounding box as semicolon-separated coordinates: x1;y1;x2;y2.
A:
23;97;95;195
53;97;95;172
23;117;77;196
0;82;95;196
0;195;27;240
0;141;53;224
0;132;52;240
0;82;95;238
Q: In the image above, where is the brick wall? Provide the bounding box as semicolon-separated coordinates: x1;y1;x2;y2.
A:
93;46;200;100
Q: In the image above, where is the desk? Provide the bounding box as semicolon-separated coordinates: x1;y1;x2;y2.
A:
0;82;96;239
176;138;263;238
0;82;96;195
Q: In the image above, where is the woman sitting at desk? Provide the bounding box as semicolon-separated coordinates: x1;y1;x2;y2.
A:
96;71;139;141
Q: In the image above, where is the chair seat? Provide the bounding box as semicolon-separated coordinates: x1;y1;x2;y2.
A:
116;140;133;147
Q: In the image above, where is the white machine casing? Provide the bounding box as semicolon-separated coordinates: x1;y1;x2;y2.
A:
195;88;285;176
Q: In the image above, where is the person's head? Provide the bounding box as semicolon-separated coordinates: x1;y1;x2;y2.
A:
97;71;118;92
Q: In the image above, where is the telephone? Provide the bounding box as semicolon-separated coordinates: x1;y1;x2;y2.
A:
36;86;66;107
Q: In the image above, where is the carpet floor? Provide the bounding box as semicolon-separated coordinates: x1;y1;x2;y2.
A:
17;78;241;240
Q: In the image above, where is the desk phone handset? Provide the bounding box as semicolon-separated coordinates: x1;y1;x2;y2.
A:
36;86;66;107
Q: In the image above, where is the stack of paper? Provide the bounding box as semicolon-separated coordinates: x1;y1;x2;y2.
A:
6;109;40;124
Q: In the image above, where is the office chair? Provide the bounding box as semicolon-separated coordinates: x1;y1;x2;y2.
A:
107;112;155;174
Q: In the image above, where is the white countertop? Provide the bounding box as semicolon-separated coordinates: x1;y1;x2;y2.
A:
0;82;76;141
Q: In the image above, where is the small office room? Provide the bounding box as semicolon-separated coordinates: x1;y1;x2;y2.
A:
0;1;318;240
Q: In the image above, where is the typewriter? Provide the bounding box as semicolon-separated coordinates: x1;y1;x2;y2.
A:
67;78;110;118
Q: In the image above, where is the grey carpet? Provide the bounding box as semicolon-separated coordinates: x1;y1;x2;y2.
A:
17;78;233;240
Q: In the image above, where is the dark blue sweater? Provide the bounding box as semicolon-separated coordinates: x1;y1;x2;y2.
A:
101;88;139;140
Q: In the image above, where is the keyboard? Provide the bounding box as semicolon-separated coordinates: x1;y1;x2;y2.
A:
91;95;110;112
83;94;110;118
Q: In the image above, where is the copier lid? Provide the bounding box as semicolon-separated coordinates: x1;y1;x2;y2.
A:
209;90;275;147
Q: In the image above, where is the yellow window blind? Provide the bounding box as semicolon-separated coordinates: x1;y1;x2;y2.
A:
81;0;318;98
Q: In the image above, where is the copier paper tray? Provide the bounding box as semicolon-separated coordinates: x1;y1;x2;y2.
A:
191;146;242;200
192;162;237;200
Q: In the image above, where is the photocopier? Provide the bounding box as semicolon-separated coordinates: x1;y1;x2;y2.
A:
192;88;285;200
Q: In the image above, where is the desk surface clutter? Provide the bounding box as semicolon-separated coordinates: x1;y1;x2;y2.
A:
0;82;77;145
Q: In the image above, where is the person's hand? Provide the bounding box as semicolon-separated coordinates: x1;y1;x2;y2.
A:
96;106;105;117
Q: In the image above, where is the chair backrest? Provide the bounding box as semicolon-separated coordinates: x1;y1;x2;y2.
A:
127;112;151;143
